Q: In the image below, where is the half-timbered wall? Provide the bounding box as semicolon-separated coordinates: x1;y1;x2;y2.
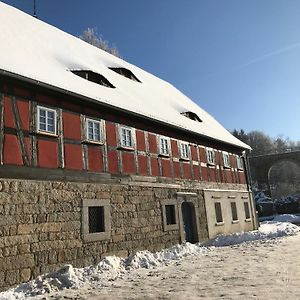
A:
0;81;247;185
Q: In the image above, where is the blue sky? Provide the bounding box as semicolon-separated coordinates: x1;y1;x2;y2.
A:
2;0;300;141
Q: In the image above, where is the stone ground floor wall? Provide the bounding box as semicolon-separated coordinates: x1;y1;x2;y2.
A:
0;177;254;290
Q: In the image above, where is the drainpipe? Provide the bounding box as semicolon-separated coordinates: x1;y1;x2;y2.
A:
243;150;259;229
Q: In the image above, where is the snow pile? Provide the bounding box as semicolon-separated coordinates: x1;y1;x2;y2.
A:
204;221;300;247
255;192;272;203
1;222;299;299
272;214;300;224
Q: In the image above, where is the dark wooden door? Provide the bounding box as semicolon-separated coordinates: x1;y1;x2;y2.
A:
181;202;198;243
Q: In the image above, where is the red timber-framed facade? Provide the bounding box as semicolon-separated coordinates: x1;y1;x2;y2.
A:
0;2;257;290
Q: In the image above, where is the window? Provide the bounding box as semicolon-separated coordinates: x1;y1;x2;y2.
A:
165;205;176;225
223;152;230;168
37;106;57;135
86;118;102;142
120;126;134;148
244;202;251;220
161;200;178;231
159;137;170;156
180;111;202;122
231;202;238;222
206;148;215;165
71;70;115;88
109;67;141;82
214;202;223;224
82;199;111;242
88;206;104;233
180;142;190;159
237;156;244;170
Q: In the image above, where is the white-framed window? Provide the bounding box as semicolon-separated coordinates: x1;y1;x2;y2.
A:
37;106;57;135
159;137;170;156
222;152;230;168
237;155;244;170
119;126;134;148
180;142;190;159
86;118;102;143
206;148;215;165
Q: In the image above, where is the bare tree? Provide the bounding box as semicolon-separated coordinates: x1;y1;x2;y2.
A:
79;27;120;58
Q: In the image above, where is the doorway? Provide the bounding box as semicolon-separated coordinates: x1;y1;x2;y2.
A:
181;201;198;243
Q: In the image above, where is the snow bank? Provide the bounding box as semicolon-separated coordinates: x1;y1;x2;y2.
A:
204;221;300;247
272;214;300;224
1;221;299;300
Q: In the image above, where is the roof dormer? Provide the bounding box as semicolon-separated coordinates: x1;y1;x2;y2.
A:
109;67;141;83
71;70;115;88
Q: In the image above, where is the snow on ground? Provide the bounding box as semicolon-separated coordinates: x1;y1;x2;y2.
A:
0;221;299;300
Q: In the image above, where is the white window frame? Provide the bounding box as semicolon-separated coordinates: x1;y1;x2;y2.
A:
180;142;190;160
37;105;57;135
119;125;134;149
222;152;230;168
85;118;103;143
237;155;244;170
206;148;215;165
159;136;170;156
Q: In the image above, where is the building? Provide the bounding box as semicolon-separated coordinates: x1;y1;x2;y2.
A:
0;3;257;289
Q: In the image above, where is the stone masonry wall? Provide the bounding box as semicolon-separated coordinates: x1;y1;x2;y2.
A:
0;177;247;290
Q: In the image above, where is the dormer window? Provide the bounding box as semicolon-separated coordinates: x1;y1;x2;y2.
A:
181;111;202;122
109;67;141;83
71;70;115;88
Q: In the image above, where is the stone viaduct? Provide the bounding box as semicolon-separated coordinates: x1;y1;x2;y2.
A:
248;150;300;196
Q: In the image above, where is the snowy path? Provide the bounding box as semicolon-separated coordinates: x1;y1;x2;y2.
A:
46;233;300;300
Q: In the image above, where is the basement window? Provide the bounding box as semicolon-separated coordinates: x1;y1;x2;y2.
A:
214;202;224;224
82;199;111;242
161;200;179;231
231;202;239;223
181;111;202;122
37;106;57;135
109;67;141;82
72;70;115;88
244;202;251;220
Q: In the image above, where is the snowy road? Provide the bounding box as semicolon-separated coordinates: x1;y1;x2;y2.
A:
48;233;300;300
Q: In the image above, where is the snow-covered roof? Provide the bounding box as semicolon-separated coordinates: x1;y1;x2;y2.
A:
0;2;250;150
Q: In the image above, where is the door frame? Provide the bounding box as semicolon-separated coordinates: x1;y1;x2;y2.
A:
177;193;201;243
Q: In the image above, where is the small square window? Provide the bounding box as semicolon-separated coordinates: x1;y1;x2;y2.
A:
231;202;238;221
214;202;223;223
180;142;190;159
165;205;176;225
159;137;170;156
86;118;102;142
244;202;251;220
162;200;178;231
120;126;134;148
206;148;215;165
223;152;230;168
82;199;111;242
37;106;57;135
237;156;244;170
